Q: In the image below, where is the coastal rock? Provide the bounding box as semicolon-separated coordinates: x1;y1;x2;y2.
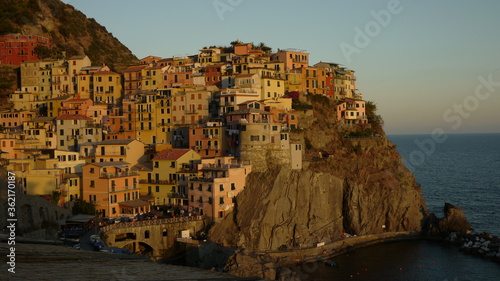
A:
208;98;428;279
424;203;472;237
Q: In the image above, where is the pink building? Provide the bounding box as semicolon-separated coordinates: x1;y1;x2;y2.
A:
188;156;251;219
335;98;368;126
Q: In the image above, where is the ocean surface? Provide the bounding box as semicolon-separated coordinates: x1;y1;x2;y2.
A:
307;133;500;280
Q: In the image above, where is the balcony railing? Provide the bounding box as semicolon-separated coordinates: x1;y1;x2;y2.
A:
189;177;214;183
100;171;138;179
168;193;187;199
138;179;176;185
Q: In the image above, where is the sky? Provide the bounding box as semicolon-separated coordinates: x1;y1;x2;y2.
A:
61;0;500;135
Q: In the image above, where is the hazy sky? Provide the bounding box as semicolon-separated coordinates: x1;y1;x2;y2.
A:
61;0;500;135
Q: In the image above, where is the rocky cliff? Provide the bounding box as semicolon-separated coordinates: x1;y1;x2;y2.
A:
208;96;428;278
0;0;138;71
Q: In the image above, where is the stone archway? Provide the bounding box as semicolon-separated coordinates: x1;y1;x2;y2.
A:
122;241;154;256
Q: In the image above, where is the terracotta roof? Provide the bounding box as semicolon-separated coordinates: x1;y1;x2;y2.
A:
145;65;165;70
48;95;71;101
31;117;56;122
99;139;137;145
124;65;147;72
153;149;191;161
227;108;272;115
56;114;93;121
66;98;90;103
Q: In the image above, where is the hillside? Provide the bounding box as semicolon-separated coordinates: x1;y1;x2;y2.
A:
0;0;138;71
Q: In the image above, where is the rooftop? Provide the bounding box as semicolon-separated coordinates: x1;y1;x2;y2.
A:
153;149;192;161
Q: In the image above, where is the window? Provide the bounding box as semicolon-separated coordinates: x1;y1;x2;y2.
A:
60;129;64;136
207;184;212;192
156;186;160;192
90;180;95;187
250;135;259;141
219;197;224;204
219;184;224;191
90;168;95;174
231;183;236;190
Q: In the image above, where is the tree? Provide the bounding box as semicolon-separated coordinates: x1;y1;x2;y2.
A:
72;198;96;215
230;40;243;46
365;101;384;133
51;190;61;205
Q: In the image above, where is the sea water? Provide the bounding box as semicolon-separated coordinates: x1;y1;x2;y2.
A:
306;134;500;281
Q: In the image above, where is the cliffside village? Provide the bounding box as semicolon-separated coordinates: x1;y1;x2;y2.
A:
1;36;369;220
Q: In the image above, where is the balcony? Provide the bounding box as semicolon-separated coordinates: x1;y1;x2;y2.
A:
85;123;102;128
185;110;198;115
168;193;187;199
189;177;214;183
100;171;138;179
201;163;242;170
66;135;82;141
138;179;176;185
203;134;219;139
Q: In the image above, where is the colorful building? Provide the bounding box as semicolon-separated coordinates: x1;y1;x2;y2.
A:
188;156;251;219
0;34;51;65
140;149;201;206
82;162;145;218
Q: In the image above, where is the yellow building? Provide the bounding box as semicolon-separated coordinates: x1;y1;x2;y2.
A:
198;48;221;66
140;149;201;206
141;66;166;91
20;59;63;100
94;139;145;165
47;95;72;117
171;86;217;127
93;70;123;105
22;116;57;149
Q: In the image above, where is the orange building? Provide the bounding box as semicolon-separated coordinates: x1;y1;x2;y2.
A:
188;121;227;158
270;49;309;70
124;65;147;94
82;162;147;218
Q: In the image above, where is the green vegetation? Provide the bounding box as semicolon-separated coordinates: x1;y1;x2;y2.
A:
292;98;313;110
72;198;96;215
365;101;384;133
0;0;40;34
51;190;61;205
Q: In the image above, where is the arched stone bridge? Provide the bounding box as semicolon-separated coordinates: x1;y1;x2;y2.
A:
100;216;207;258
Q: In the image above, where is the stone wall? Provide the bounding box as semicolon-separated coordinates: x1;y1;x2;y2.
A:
101;217;207;258
1;167;72;239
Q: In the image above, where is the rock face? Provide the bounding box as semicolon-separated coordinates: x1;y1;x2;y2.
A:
208;98;429;279
423;202;472;237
